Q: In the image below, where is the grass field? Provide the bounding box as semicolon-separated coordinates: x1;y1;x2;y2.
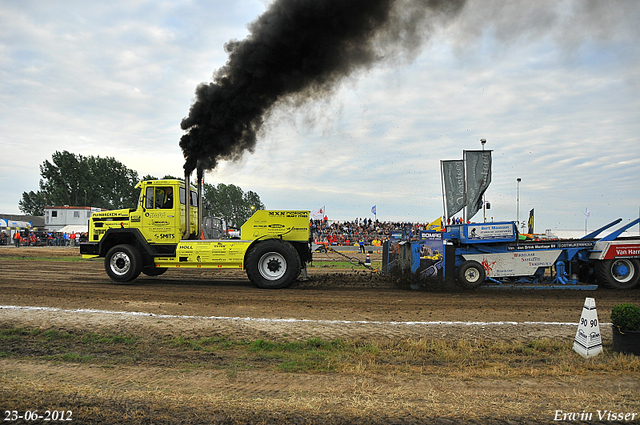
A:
3;325;640;424
3;326;639;378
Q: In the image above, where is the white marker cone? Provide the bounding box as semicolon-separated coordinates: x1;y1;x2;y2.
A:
573;297;603;359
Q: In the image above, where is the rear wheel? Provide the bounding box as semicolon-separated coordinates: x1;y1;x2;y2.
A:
105;244;142;283
595;259;640;289
456;260;486;288
246;239;300;289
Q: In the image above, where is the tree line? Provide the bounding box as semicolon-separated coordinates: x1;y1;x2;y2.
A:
20;151;265;227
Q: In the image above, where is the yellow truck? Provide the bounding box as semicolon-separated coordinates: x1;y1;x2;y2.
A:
80;178;311;289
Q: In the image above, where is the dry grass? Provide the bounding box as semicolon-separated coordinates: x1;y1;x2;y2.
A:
2;325;640;423
3;326;640;378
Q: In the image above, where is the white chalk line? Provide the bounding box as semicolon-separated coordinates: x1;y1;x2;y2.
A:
0;305;597;327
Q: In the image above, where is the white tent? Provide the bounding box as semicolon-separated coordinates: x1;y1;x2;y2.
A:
57;225;88;234
0;219;32;228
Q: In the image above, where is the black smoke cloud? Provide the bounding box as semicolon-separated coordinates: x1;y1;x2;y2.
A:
180;0;466;174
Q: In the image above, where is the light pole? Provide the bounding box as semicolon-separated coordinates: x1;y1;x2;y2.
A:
516;178;521;227
480;139;487;222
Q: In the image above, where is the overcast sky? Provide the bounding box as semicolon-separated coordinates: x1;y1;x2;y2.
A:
1;0;639;233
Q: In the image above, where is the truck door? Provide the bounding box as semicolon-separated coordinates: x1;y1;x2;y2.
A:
141;185;180;244
178;186;199;239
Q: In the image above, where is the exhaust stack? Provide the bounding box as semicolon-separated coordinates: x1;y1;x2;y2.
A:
183;170;191;239
183;168;204;240
197;169;204;239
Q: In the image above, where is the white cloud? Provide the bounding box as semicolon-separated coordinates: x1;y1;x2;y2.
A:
1;0;638;233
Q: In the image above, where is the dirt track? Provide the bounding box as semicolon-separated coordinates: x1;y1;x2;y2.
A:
2;247;640;424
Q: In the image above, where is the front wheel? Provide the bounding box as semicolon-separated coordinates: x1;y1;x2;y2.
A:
246;240;301;289
456;260;486;288
105;244;142;283
595;259;640;289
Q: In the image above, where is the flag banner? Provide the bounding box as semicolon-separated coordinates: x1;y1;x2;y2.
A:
528;209;534;234
426;217;443;231
371;205;377;215
464;150;492;221
441;160;466;219
310;206;325;220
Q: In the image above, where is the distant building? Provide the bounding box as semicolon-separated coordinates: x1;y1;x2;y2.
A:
44;206;103;233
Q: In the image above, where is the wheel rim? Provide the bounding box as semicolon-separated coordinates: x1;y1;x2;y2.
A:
611;259;634;283
258;252;287;281
464;267;480;283
110;252;131;276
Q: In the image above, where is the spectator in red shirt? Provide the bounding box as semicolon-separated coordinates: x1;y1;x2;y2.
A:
13;231;21;247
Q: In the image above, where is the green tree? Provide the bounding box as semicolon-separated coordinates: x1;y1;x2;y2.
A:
142;175;181;181
202;182;265;228
19;151;140;215
86;155;140;210
18;190;48;217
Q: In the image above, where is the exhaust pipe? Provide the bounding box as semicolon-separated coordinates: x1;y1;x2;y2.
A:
183;169;191;239
197;168;203;239
183;167;204;240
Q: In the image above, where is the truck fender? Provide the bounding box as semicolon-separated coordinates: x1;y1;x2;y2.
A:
94;228;157;268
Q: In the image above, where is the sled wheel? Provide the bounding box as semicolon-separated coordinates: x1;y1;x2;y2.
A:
456;260;486;288
246;239;300;289
105;244;142;283
595;259;640;289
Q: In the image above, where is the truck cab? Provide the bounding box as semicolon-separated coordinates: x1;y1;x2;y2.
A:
137;180;198;245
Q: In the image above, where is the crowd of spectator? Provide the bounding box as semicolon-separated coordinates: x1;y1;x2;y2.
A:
0;230;88;247
310;217;435;246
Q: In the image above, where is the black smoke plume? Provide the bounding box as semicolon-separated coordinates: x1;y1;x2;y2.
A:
180;0;466;174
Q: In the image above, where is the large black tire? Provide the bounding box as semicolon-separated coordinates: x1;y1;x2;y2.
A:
245;239;301;289
456;260;486;288
142;267;168;277
595;259;640;289
105;244;143;283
